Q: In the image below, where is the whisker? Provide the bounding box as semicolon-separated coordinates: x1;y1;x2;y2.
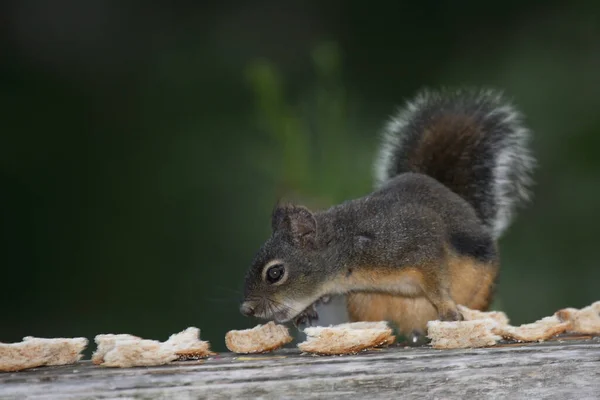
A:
268;297;303;317
267;301;276;319
243;295;262;305
259;297;270;316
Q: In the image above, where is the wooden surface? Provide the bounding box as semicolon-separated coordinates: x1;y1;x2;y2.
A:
1;336;599;400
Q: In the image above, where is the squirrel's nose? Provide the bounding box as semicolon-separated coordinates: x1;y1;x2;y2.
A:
240;302;255;317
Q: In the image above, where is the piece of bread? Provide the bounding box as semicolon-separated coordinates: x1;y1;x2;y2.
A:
92;327;214;368
493;315;570;342
0;336;88;372
458;305;510;326
94;337;174;368
225;322;293;354
164;327;215;360
298;321;395;355
91;334;141;365
555;301;600;334
426;305;508;349
427;319;501;349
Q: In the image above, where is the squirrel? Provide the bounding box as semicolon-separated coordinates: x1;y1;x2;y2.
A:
239;87;535;341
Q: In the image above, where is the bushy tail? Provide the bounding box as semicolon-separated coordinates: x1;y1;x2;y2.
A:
374;88;535;239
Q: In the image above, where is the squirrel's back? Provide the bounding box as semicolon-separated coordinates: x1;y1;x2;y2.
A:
374;88;535;239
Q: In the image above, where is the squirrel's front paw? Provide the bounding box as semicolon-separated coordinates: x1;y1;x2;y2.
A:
439;309;464;322
293;304;319;328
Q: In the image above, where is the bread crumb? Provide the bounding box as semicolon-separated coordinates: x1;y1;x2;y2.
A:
555;301;600;334
494;316;570;342
432;306;570;345
92;327;213;368
458;305;510;326
0;337;88;372
225;322;293;354
427;319;500;349
426;305;508;349
298;321;395;355
165;327;215;360
91;334;140;365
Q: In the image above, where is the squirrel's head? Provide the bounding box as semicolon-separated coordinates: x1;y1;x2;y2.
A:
240;204;336;323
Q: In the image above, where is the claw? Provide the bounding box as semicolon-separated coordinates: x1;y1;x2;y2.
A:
303;304;319;326
293;314;307;328
306;303;319;318
293;303;320;328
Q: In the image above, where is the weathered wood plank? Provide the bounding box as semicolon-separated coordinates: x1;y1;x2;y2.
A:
1;338;599;400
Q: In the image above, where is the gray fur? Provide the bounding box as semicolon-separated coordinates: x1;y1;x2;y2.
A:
243;173;496;323
374;88;535;239
241;87;534;324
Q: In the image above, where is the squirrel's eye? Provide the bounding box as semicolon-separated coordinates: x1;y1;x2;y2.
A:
266;264;285;284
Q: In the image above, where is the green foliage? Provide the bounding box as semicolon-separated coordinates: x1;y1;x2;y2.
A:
245;42;371;207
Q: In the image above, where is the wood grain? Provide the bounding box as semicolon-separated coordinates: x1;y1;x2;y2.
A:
1;337;599;399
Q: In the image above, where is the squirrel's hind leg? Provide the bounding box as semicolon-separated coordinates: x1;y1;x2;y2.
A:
420;269;464;322
345;293;437;339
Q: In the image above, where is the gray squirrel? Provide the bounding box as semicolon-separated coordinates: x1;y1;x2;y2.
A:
239;87;535;341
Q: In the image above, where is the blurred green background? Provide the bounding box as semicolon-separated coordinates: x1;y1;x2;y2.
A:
2;1;599;353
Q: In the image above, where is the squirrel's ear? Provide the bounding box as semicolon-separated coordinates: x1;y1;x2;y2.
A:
272;205;317;246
